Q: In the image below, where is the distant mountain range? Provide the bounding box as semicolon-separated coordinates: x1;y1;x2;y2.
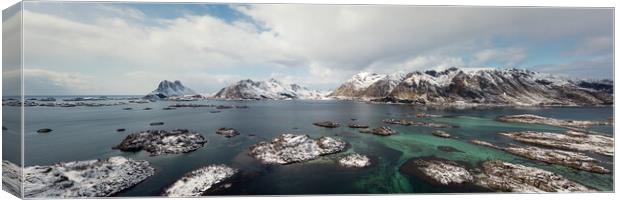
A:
210;78;327;100
144;67;613;106
330;67;613;106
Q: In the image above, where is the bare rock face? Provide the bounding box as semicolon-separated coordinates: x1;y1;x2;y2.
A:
499;131;613;156
497;114;609;129
249;134;346;164
113;129;207;156
21;157;155;198
400;158;473;186
162;164;237;197
338;154;371;168
475;160;594;192
504;146;609;174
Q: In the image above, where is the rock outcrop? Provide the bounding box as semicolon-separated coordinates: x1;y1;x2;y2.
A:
504;146;609;174
499;131;613;156
144;80;199;99
215;128;240;138
497;114;609;129
313;121;341;128
475;160;594;192
432;130;451;138
21;157;154;198
113;129;207;156
249;134;346;164
338;154;371;168
162;164;237;197
400;158;473;186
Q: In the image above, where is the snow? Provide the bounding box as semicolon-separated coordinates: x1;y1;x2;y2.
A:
147;80;198;98
163;165;237;197
347;72;387;90
19;156;154;198
249;134;346;164
212;78;330;100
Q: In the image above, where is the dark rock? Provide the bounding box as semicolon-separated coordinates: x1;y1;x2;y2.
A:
149;122;164;126
313;121;341;128
113;129;207;156
143;107;152;110
116;128;126;132
437;146;463;153
369;126;396;136
209;110;221;113
37;128;53;133
348;123;369;128
216;127;240;138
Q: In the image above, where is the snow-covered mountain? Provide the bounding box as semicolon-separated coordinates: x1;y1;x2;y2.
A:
330;67;613;106
144;80;199;99
211;78;328;100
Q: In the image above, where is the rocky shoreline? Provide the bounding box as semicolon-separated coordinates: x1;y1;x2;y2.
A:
162;164;237;197
497;114;610;129
475;160;594;192
113;129;207;156
16;157;155;198
400;158;473;186
499;130;613;156
249;134;346;164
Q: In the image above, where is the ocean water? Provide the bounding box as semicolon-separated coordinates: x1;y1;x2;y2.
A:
5;98;614;195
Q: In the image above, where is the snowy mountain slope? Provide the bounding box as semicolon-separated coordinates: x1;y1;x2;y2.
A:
144;80;199;99
211;78;328;100
330;67;613;106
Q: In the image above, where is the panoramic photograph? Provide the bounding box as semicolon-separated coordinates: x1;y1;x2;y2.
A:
1;1;615;198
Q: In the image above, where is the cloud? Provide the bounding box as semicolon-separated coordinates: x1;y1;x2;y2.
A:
19;3;614;95
532;54;613;79
22;69;99;95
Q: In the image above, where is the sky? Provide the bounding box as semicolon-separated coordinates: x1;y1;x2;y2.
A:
5;2;614;95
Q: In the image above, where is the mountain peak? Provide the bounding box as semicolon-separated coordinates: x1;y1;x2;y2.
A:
211;78;327;100
145;80;198;99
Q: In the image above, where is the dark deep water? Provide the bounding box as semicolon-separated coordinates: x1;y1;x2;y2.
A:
5;97;614;195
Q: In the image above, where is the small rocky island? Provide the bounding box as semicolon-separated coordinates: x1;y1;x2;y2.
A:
500;130;613;156
475;160;594;192
497;114;610;129
504;146;609;174
162;164;238;197
383;118;455;128
338;153;371;168
15;157;155;198
359;126;396;136
113;129;207;156
249;134;346;164
348;123;369;128
400;158;473;186
215;127;240;138
313;121;341;128
431;130;451;138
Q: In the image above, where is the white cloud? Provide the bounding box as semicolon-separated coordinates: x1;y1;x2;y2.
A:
18;3;614;94
23;69;99;95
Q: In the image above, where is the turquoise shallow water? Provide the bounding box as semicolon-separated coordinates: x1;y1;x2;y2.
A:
3;99;614;195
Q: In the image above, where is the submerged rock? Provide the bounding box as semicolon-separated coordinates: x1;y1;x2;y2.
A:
249;134;346;164
21;156;154;198
216;127;240;138
162;164;237;197
500;131;613;156
348;123;369;128
497;114;609;129
437;146;464;153
504;146;609;174
37;128;52;133
338;154;371;168
113;129;207;156
149;122;165;126
400;158;473;186
475;160;594;192
431;130;451;138
313;121;341;128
